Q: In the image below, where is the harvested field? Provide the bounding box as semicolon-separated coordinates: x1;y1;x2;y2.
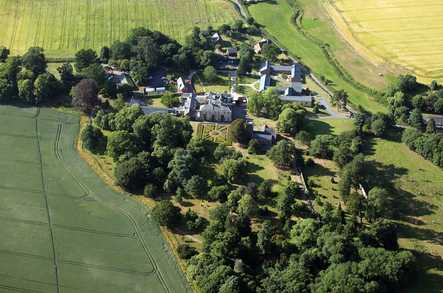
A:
326;0;443;81
0;0;238;57
0;106;189;292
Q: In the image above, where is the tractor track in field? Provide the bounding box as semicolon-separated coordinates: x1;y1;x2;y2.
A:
60;259;155;276
34;116;60;293
53;121;172;293
53;224;136;238
0;216;47;226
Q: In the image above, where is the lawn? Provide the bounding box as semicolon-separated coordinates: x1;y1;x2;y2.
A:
0;106;188;292
0;0;238;57
328;0;443;83
248;0;386;113
305;117;355;136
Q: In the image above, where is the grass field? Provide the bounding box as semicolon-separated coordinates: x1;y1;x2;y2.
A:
0;0;238;57
248;0;386;113
0;106;188;292
326;0;443;82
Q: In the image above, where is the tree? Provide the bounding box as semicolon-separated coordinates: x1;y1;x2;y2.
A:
221;159;246;183
408;108;424;130
247;89;283;119
22;47;47;75
135;37;160;69
160;93;180;107
268;140;303;169
113;104;144;131
434;98;443;113
261;43;280;62
277;107;305;135
203;66;217;82
229;118;252;145
81;124;107;154
71;79;99;114
177;244;197;259
114;154;150;191
309;135;336;159
296;130;312;145
208;185;230;202
247;139;261;154
152;200;181;228
17;79;34;103
81;63;106;87
34;73;60;103
185;175;208;198
366;187;394;222
237;194;258;217
57;63;76;93
426;119;436;133
75;49;98;71
371;118;387;137
257;220;274;255
99;46;110;63
107;131;139;160
110;41;132;60
0;47;9;62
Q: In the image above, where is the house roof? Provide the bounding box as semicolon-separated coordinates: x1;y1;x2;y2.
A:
279;95;313;103
199;99;231;113
259;73;271;92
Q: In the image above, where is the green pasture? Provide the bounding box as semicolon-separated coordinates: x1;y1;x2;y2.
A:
248;0;386;113
0;0;238;57
0;106;189;292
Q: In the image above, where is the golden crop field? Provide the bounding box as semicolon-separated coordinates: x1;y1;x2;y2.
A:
325;0;443;81
0;0;238;58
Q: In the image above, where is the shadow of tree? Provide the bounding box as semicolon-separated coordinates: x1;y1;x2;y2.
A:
405;251;443;293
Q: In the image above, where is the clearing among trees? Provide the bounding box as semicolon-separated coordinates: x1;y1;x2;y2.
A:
0;106;188;292
325;0;443;82
0;0;238;57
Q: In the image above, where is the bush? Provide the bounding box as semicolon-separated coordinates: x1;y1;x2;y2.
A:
177;244;197;260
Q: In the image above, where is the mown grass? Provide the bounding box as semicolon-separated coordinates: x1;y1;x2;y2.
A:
0;0;238;57
248;0;386;113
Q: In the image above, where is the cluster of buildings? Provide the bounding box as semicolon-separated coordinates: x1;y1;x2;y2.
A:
259;61;314;107
176;93;234;123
